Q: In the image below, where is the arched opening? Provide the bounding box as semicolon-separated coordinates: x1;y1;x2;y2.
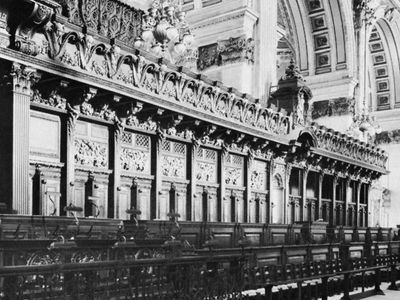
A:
271;174;284;224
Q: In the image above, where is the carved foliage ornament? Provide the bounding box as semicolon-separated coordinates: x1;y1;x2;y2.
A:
10;63;41;95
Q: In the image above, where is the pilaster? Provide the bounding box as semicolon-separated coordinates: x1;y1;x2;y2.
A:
113;118;123;219
3;63;41;214
245;152;253;223
344;177;350;226
355;181;361;228
318;172;324;221
331;175;338;226
220;146;227;222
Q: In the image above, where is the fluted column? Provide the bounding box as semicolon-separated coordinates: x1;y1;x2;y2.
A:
9;63;41;214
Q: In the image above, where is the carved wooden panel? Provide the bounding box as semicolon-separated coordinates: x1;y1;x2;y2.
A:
251;160;268;192
161;140;186;179
224;154;244;187
196;147;217;183
120;131;151;174
74;121;109;169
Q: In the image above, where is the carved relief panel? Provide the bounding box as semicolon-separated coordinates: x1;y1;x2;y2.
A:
73;121;110;218
74;121;109;169
196;147;218;183
194;147;219;222
161;140;186;179
120;131;151;174
224;154;245;223
249;160;268;223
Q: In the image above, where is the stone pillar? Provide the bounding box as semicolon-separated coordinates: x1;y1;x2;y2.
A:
0;63;41;214
257;0;277;101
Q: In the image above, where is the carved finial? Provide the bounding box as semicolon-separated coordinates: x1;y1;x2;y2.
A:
281;58;303;81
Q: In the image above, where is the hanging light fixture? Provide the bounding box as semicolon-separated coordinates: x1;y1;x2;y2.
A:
138;0;195;65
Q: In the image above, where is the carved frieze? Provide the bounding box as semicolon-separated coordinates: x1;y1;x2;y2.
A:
74;138;108;168
311;98;354;120
198;36;255;70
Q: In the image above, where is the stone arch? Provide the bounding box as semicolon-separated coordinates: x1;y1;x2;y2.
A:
368;9;400;111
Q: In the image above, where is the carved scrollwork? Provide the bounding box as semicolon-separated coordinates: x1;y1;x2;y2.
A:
20;20;290;136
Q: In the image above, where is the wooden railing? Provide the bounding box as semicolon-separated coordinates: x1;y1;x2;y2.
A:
0;246;399;299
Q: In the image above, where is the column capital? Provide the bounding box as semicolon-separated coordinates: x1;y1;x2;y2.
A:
10;63;41;95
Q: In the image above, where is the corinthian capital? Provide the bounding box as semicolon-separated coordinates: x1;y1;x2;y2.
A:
10;63;41;95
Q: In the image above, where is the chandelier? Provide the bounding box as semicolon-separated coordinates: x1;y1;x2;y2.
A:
348;107;381;143
134;0;196;65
